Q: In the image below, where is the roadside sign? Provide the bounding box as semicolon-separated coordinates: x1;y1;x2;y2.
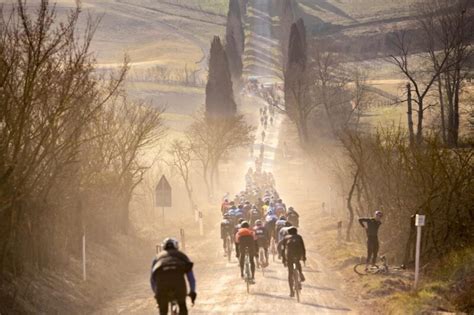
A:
415;214;425;226
155;175;172;207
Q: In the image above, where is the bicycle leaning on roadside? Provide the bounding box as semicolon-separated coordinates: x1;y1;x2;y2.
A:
353;255;406;276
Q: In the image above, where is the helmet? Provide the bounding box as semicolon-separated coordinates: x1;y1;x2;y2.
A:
241;221;250;228
288;206;294;211
375;210;383;217
287;226;297;235
255;219;262;226
279;216;286;220
162;237;179;250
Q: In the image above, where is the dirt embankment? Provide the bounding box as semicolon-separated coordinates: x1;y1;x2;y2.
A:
0;236;152;314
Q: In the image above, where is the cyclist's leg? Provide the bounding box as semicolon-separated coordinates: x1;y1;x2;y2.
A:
264;247;269;264
177;298;188;315
156;294;169;315
366;239;372;266
250;254;256;279
239;253;245;277
296;259;304;281
372;238;379;265
287;263;294;295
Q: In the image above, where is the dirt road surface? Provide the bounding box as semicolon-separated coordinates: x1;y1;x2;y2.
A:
94;1;356;313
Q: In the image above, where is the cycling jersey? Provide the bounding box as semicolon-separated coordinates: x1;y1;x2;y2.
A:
220;219;233;239
253;226;269;248
235;227;257;256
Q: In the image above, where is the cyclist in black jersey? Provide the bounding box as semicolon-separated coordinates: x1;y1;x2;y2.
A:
358;211;383;268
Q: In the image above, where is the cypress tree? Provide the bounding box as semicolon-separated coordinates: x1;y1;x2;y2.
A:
281;0;296;71
225;0;244;83
286;18;306;71
206;36;237;118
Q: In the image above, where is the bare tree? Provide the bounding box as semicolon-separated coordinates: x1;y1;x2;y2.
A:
418;0;473;146
188;113;254;195
388;29;452;145
167;139;196;213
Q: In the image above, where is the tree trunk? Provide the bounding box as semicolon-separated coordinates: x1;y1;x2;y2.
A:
437;76;447;144
406;84;415;146
346;169;359;242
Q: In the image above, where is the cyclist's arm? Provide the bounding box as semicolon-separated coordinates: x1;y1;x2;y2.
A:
358;218;369;228
186;270;196;292
150;258;158;294
300;236;306;260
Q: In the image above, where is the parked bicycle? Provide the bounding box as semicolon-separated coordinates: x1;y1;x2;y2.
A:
354;255;406;276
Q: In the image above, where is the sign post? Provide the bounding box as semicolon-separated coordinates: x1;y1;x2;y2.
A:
82;231;86;282
155;175;172;223
414;214;425;289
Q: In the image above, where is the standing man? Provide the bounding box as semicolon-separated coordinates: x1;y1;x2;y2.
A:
359;211;383;268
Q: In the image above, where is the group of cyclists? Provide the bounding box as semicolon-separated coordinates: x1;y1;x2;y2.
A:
219;167;306;298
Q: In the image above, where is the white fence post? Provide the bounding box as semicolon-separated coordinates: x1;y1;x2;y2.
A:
82;233;87;282
414;214;426;289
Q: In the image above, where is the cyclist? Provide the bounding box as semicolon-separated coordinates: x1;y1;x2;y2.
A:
220;214;234;256
235;221;257;281
264;210;278;238
287;207;300;228
221;199;230;214
249;206;261;226
275;199;286;217
359;211;383;268
253;219;269;266
234;218;245;257
151;238;197;315
279;227;306;297
275;216;288;242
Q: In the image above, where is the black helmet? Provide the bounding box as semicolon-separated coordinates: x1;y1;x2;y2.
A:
287;227;297;235
241;221;250;228
162;237;179;250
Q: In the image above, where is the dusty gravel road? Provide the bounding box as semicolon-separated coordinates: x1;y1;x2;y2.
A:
94;0;356;313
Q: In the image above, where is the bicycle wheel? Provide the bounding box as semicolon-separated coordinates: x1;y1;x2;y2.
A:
170;301;179;315
259;248;266;276
294;269;301;303
354;263;379;275
226;238;232;262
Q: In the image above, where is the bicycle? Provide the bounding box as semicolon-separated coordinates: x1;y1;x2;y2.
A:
270;238;276;262
258;247;267;276
225;234;233;262
289;261;302;303
353;256;406;276
169;300;179;315
243;248;252;293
